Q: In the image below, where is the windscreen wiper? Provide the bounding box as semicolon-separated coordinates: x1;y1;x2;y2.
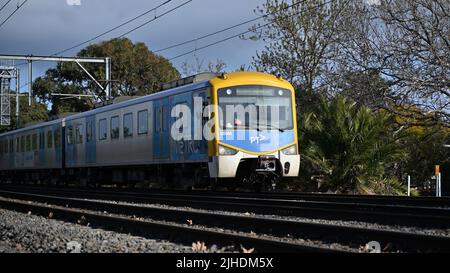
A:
254;122;284;132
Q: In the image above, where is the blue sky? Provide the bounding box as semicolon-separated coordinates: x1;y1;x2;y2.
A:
0;0;267;92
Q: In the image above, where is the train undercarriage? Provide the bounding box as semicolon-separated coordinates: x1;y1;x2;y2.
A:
0;158;283;192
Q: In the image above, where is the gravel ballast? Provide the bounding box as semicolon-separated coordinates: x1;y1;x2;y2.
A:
89;198;450;238
0;208;197;253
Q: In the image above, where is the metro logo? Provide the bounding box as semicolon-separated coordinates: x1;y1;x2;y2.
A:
250;134;267;144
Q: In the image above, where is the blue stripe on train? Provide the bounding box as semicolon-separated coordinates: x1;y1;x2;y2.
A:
219;129;295;153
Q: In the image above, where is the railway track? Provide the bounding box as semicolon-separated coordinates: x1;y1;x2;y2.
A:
1;189;450;252
0;193;342;253
1;185;450;228
2;183;450;207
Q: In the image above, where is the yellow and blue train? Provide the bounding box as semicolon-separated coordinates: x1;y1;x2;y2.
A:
0;72;300;190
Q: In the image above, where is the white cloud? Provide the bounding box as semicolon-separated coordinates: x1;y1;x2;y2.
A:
66;0;81;6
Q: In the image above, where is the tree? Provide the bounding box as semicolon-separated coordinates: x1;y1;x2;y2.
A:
0;96;48;133
393;106;450;191
33;38;180;115
180;56;227;77
336;69;393;110
300;95;408;194
250;0;449;127
250;0;350;107
331;0;450;126
374;0;450;127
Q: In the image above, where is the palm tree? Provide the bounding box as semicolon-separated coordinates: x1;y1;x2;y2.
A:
300;95;407;194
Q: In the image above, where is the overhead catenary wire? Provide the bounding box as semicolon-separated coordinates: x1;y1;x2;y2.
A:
168;0;334;61
0;0;28;29
52;0;174;56
154;14;264;53
154;0;310;53
118;0;193;38
0;0;13;14
17;0;193;90
14;0;174;66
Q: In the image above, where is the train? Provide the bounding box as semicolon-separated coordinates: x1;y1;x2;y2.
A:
0;71;300;191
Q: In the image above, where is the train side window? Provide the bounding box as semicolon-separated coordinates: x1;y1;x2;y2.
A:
54;128;61;148
99;119;107;140
67;126;73;145
123;113;133;138
111;116;119;139
26;135;31;151
9;139;13;153
20;136;25;152
0;141;4;155
138;110;148;135
76;124;83;144
47;130;53;148
16;137;19;152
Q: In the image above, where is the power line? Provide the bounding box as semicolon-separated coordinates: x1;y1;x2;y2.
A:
168;0;334;61
118;0;193;38
0;0;13;13
14;0;173;66
53;0;173;56
17;0;193;90
154;14;262;53
0;0;28;29
154;0;309;53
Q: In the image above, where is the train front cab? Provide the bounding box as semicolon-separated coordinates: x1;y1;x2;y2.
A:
207;72;300;190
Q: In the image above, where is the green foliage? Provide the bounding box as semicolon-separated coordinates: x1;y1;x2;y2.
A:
336;69;393;110
33;38;180;115
300;95;408;194
0;96;48;133
401;124;450;190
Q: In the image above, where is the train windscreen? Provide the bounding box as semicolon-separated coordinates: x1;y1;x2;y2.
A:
218;85;293;131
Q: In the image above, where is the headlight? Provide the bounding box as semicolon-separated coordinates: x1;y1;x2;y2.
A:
281;144;297;155
218;144;238;155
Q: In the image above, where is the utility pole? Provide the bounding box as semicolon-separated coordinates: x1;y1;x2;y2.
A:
15;67;19;128
0;54;112;107
0;65;18;126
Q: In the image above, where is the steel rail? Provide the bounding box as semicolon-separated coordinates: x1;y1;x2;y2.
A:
1;186;450;228
2;183;449;207
0;195;343;253
1;190;450;252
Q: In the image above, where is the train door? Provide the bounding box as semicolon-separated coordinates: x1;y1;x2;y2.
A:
65;121;75;167
153;98;169;160
38;127;46;168
54;124;62;168
85;115;96;164
170;93;192;161
193;90;209;161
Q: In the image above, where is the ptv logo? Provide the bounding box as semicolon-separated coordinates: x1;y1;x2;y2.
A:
250;134;267;144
